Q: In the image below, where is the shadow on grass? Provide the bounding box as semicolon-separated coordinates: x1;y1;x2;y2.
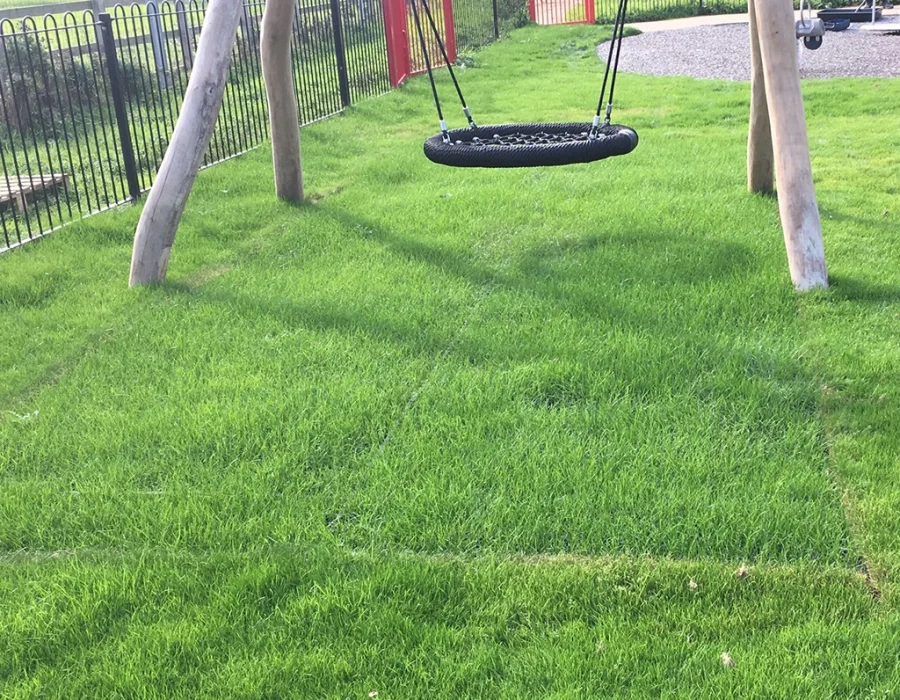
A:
163;284;461;360
820;207;895;238
161;205;759;367
327;207;757;310
828;275;900;305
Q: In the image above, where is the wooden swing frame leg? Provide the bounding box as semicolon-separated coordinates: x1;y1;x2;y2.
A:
129;0;244;287
748;0;828;290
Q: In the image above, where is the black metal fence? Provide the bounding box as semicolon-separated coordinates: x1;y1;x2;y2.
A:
0;0;397;252
453;0;528;49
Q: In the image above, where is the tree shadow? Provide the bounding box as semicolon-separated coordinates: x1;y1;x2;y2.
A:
827;275;900;305
325;207;757;322
161;205;759;368
820;207;895;237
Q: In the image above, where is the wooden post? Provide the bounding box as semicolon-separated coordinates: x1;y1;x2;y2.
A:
261;0;303;202
129;0;243;287
753;0;827;290
747;0;773;193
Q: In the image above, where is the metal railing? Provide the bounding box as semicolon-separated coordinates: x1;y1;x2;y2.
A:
0;0;398;252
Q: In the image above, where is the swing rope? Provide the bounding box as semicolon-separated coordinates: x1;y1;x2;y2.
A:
408;0;448;140
592;0;629;133
418;0;477;129
409;0;639;168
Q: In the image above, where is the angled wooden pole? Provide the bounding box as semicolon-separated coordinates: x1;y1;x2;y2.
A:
754;0;827;290
747;0;774;194
261;0;303;201
129;0;243;287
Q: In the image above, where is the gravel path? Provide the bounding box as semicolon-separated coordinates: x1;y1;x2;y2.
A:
599;22;900;80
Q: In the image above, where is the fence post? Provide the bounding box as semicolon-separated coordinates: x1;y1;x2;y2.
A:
381;0;410;86
585;0;595;23
91;0;106;49
441;0;455;63
329;0;352;107
175;0;193;71
146;1;170;88
492;0;499;37
99;13;141;201
527;0;536;22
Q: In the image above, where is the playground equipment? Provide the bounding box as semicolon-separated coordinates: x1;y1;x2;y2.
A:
823;18;851;31
413;0;638;167
129;0;302;287
796;0;826;50
818;0;886;23
748;0;827;290
128;0;827;291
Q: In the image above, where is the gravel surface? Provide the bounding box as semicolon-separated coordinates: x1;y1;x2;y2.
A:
599;22;900;80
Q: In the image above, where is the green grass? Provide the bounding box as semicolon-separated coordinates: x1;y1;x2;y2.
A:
2;23;899;697
0;0;78;10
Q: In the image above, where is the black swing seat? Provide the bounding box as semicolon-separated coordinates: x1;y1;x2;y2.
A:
424;122;639;168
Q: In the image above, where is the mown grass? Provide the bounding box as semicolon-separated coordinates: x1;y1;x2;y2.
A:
0;0;75;9
4;549;898;697
1;23;899;697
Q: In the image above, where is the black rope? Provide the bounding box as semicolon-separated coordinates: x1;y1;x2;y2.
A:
594;0;625;116
606;0;630;119
409;0;448;141
409;0;633;147
419;0;476;127
593;0;629;130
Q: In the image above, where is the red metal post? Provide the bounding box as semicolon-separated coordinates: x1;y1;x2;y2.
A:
441;0;457;64
382;0;411;86
584;0;595;24
527;0;536;22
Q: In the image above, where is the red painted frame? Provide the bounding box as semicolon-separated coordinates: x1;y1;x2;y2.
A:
441;0;457;65
383;0;412;86
528;0;596;25
384;0;457;87
386;0;598;89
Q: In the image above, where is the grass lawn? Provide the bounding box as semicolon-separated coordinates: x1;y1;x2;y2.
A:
2;23;899;697
0;0;75;9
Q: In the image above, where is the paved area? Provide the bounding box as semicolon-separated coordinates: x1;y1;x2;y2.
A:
599;11;900;80
625;6;898;32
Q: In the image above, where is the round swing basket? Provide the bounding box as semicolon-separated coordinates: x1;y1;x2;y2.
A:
423;122;639;168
